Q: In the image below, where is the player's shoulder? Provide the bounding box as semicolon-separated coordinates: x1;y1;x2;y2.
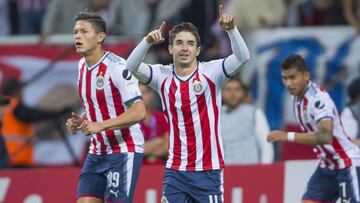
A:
150;63;172;75
199;59;224;69
104;52;127;69
307;82;332;108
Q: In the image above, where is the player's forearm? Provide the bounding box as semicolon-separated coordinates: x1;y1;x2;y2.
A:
227;27;250;62
127;38;152;83
101;101;146;131
127;38;150;72
223;27;250;76
292;131;333;145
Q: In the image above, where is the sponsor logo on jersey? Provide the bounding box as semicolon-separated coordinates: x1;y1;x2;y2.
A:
122;70;132;80
315;100;325;109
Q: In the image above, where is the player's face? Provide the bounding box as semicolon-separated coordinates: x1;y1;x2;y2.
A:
281;67;310;97
169;31;200;68
222;80;245;108
73;20;104;56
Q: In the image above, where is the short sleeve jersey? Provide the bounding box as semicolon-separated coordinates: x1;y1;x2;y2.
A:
77;52;144;155
294;82;360;170
145;58;231;171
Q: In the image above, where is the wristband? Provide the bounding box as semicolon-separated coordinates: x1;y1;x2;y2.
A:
287;132;296;142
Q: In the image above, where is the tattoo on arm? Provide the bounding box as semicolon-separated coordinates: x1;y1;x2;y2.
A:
314;127;332;144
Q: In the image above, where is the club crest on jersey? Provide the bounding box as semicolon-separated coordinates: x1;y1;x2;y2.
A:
193;80;204;95
96;75;105;90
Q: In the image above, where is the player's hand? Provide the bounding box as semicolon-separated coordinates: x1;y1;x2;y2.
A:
267;130;287;143
146;21;165;44
81;120;104;136
66;112;84;135
218;4;235;30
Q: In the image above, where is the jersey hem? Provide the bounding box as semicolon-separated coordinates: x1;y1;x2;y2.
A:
166;164;225;171
87;149;144;155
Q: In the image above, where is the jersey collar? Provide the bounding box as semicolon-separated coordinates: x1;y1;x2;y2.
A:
85;51;109;71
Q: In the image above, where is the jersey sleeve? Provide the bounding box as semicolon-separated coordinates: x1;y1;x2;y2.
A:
309;93;335;123
201;59;229;89
146;64;171;94
111;63;142;107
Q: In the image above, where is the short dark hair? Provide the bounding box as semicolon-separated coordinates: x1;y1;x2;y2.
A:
74;10;106;33
348;77;360;102
281;54;309;72
227;77;249;93
2;77;22;97
169;22;200;47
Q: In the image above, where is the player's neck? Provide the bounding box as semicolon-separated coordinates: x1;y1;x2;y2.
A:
174;60;197;77
297;80;310;100
84;48;105;67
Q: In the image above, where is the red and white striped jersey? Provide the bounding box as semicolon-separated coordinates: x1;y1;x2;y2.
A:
293;81;360;170
77;52;144;155
147;59;229;171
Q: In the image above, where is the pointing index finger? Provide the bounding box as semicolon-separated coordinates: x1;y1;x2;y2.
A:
219;4;224;17
159;21;166;33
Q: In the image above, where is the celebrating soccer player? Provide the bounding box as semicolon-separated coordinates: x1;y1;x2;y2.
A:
126;4;250;203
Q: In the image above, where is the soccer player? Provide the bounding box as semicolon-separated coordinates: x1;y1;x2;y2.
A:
267;55;360;203
126;4;250;203
66;11;145;203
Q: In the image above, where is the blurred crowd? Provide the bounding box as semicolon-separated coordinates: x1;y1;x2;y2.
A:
0;0;359;63
1;0;359;43
0;0;359;169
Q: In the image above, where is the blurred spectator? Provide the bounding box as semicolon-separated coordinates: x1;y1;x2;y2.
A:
341;77;360;145
89;0;123;35
1;78;70;167
181;0;217;55
0;97;10;168
139;84;169;165
221;77;274;164
229;0;285;30
343;0;360;33
89;0;188;36
40;0;88;43
206;0;236;59
17;0;47;34
285;0;346;26
0;0;10;35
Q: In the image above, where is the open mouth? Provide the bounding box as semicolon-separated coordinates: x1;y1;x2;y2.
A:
75;42;83;46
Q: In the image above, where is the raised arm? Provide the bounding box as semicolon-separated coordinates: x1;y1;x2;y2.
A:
218;4;250;76
127;22;166;83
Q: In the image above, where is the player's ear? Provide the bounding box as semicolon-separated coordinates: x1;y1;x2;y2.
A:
98;32;106;44
168;45;173;55
196;46;201;57
304;70;310;81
